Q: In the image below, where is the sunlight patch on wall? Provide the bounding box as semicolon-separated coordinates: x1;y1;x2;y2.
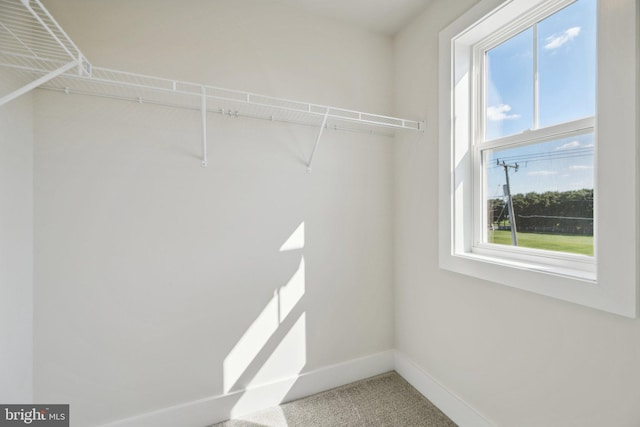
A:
279;222;304;252
223;293;280;393
279;257;305;321
231;313;306;418
223;222;306;394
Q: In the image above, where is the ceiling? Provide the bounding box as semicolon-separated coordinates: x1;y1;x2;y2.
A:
272;0;432;35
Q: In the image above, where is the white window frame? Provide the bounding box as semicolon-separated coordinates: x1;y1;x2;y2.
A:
473;0;596;278
438;0;639;317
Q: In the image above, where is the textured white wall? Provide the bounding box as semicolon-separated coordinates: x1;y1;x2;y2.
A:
35;1;394;425
0;78;34;403
394;0;640;426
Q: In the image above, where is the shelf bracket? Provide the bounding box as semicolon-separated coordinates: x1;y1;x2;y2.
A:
306;108;329;173
201;86;208;168
0;60;77;107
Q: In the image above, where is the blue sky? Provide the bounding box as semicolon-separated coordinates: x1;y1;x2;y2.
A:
484;0;596;195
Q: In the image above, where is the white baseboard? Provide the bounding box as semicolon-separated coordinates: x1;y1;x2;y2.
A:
102;350;395;427
103;350;493;427
394;350;496;427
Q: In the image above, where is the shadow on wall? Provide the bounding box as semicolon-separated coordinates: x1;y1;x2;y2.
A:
221;222;307;421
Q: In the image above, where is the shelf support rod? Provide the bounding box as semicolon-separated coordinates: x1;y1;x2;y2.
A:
306;108;329;173
201;86;208;168
0;60;77;107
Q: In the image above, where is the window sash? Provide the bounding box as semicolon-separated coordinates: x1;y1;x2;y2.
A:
473;119;595;254
473;0;580;143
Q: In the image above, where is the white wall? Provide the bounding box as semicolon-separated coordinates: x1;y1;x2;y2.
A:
0;77;34;403
34;1;394;425
394;1;640;426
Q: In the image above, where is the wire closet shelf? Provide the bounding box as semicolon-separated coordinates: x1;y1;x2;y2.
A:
0;0;424;168
0;0;91;103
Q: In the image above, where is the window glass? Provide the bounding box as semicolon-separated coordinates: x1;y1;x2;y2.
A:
484;133;594;255
538;0;597;128
485;28;534;140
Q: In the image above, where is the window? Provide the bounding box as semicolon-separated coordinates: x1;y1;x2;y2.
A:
439;0;638;317
474;0;596;272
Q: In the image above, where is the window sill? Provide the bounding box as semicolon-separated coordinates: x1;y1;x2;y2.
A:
439;247;638;317
439;250;606;313
456;250;596;283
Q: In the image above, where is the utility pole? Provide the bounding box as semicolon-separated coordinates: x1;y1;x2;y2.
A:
497;160;519;246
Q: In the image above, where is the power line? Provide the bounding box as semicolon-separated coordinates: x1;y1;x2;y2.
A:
518;214;593;220
492;146;593;161
487;147;594;169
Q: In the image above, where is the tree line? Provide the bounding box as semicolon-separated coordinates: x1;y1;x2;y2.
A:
489;189;593;235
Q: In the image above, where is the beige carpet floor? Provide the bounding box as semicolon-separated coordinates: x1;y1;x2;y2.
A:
210;371;457;427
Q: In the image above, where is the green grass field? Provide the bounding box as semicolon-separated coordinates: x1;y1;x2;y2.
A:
488;230;593;256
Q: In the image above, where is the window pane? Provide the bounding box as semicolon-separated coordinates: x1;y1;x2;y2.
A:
484;133;594;256
485;28;533;140
538;0;597;128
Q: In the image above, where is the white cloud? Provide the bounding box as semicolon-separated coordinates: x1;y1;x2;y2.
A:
556;140;580;150
544;27;581;50
528;170;558;176
569;165;592;171
486;104;520;121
